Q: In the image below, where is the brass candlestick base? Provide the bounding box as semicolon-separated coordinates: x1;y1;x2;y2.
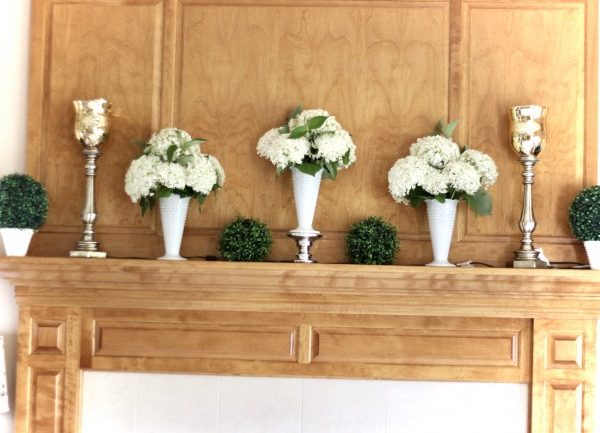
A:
288;232;322;263
69;98;111;259
509;105;548;269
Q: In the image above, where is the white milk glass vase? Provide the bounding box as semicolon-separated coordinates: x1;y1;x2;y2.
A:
158;194;190;260
290;167;323;236
584;241;600;270
0;228;34;256
425;199;458;267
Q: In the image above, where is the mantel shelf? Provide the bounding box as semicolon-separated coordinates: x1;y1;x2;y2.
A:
1;257;600;319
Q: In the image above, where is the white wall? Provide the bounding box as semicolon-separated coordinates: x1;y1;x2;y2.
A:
2;1;599;432
0;0;30;431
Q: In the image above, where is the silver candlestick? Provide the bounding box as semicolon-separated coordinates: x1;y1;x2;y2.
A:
70;98;111;258
508;105;549;268
287;232;322;263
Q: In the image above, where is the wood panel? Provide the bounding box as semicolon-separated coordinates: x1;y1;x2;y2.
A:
15;306;82;433
94;321;298;361
461;2;588;243
80;307;531;382
531;319;597;433
25;0;595;265
4;257;600;432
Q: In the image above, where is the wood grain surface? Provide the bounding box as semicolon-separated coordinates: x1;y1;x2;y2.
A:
24;0;597;265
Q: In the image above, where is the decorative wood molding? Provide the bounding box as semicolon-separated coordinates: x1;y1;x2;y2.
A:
1;257;600;433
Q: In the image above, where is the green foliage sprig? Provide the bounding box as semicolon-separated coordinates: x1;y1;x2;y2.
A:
569;185;600;241
345;216;400;265
0;173;49;229
219;216;273;262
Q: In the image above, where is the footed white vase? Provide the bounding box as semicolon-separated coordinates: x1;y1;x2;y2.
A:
584;241;600;270
0;228;34;256
158;194;190;260
425;199;458;267
290;167;323;236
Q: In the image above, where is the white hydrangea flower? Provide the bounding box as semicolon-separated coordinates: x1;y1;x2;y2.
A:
124;154;161;202
288;109;342;133
443;160;481;195
208;154;226;187
460;149;498;188
186;155;218;195
147;128;194;158
387;156;430;204
421;166;448;196
125;127;224;207
155;161;186;191
256;128;310;170
410;135;460;169
312;131;345;161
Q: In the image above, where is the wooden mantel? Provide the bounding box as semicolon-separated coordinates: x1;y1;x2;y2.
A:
1;257;599;433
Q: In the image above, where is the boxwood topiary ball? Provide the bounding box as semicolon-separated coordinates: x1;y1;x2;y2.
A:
219;216;273;262
569;185;600;241
346;216;400;265
0;173;49;229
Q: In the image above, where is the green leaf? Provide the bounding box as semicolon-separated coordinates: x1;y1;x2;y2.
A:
288;125;308;139
466;187;493;216
191;137;207;143
296;162;322;176
431;120;445;136
177;155;192;167
289;105;303;120
444;119;459;138
276;166;287;175
307;116;328;130
324;161;338;180
180;139;203;153
434;194;446;203
278;125;290;134
140;197;150;216
342;149;351;166
155;186;172;199
196;194;207;210
133;139;148;152
406;186;434;208
166;144;178;162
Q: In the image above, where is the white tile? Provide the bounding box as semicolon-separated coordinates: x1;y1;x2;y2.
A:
80;371;138;433
219;376;302;433
301;378;386;433
136;373;219;433
386;381;528;433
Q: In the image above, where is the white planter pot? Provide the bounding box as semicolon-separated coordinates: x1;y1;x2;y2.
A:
425;199;458;267
158;194;190;260
290;167;323;236
0;228;34;257
584;240;600;270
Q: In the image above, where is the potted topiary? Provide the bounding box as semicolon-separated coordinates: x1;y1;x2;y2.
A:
346;216;400;265
569;185;600;270
0;173;49;256
219;216;273;262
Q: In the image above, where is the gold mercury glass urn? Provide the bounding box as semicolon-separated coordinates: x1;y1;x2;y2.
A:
70;98;111;258
508;105;549;268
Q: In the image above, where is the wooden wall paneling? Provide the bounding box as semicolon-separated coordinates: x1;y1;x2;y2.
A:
27;0;167;258
531;319;597;433
457;1;591;266
23;0;597;265
15;306;82;433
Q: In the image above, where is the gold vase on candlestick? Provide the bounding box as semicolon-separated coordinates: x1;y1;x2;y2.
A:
508;104;549;268
70;98;111;258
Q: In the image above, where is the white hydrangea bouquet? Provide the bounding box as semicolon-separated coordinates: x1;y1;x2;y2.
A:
125;128;225;214
256;106;356;178
388;120;498;215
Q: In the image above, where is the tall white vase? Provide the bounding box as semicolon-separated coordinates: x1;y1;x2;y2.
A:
425;199;458;267
290;167;323;236
158;194;190;260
